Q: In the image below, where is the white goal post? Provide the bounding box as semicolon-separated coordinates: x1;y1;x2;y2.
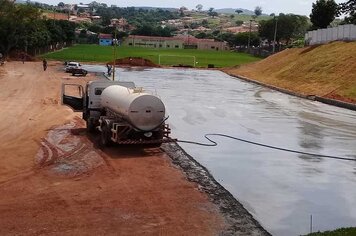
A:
158;54;196;67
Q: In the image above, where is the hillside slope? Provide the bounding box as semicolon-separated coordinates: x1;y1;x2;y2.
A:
224;41;356;103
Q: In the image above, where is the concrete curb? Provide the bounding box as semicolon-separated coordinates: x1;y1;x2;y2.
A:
226;72;356;112
162;142;271;236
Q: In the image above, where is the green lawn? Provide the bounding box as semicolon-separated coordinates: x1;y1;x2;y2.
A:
43;44;260;68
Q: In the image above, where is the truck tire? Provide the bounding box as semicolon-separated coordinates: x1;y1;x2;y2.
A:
86;119;95;133
100;123;111;147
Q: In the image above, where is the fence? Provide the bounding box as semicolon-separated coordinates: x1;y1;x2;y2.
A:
26;42;73;57
305;24;356;45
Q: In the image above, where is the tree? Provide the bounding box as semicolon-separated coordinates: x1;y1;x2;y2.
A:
79;29;87;38
210;12;218;18
58;2;65;8
216;32;235;46
196;32;208;38
235;32;260;47
230;14;234;19
78;8;85;14
179;6;187;17
254;6;262;18
196;4;203;12
208;8;218;18
0;1;43;54
259;13;309;44
310;0;338;29
0;0;76;55
131;24;174;37
339;0;356;24
87;24;103;33
235;9;243;15
235;20;244;26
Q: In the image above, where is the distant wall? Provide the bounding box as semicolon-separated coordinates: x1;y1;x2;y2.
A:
305;24;356;45
124;37;184;49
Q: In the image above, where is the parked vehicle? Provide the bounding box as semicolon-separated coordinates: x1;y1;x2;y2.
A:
65;62;81;73
61;80;171;147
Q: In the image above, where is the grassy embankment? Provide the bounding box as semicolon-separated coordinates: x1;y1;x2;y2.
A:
224;41;356;102
43;44;261;68
305;227;356;236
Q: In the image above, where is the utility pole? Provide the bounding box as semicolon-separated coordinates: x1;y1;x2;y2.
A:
112;28;117;81
272;16;278;54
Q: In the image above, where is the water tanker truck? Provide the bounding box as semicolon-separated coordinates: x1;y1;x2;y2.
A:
61;80;171;146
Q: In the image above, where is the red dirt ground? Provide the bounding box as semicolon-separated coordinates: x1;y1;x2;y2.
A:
0;61;225;235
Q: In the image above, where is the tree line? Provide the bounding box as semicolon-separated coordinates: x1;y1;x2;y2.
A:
193;0;355;49
0;0;76;56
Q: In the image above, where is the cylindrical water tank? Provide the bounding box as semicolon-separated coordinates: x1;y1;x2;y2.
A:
101;85;165;131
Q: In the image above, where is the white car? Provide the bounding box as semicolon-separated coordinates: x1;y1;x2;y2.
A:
65;62;81;73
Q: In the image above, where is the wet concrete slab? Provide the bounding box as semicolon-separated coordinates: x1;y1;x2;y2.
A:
84;65;356;236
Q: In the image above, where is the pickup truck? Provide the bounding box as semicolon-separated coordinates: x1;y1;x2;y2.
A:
65;62;81;73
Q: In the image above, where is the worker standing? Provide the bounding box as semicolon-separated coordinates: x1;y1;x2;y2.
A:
42;59;47;71
106;63;112;76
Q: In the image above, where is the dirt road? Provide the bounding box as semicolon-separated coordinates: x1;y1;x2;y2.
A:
0;62;225;235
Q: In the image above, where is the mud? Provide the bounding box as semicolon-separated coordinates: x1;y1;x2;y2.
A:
35;118;104;178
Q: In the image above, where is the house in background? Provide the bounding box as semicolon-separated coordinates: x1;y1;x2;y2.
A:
124;35;229;51
124;35;184;49
110;18;131;31
99;34;113;46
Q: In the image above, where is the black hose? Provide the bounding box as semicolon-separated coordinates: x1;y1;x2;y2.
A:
176;133;356;162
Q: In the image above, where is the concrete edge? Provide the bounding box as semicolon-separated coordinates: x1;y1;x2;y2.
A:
225;72;356;112
161;142;271;236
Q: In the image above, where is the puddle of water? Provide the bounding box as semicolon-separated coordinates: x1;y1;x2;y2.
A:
84;65;356;236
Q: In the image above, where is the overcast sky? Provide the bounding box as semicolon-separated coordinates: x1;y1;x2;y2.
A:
38;0;346;16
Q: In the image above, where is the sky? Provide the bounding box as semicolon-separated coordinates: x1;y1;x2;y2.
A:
37;0;347;16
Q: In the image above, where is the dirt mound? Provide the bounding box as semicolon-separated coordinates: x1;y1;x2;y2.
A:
109;57;160;67
224;41;356;103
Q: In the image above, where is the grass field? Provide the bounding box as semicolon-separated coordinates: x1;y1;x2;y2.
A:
43;44;261;68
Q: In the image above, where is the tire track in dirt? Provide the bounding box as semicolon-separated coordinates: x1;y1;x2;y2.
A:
35;118;107;178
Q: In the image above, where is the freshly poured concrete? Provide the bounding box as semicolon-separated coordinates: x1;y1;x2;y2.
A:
84;65;356;236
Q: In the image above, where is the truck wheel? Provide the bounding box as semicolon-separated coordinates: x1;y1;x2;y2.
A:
100;124;111;147
86;119;95;133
